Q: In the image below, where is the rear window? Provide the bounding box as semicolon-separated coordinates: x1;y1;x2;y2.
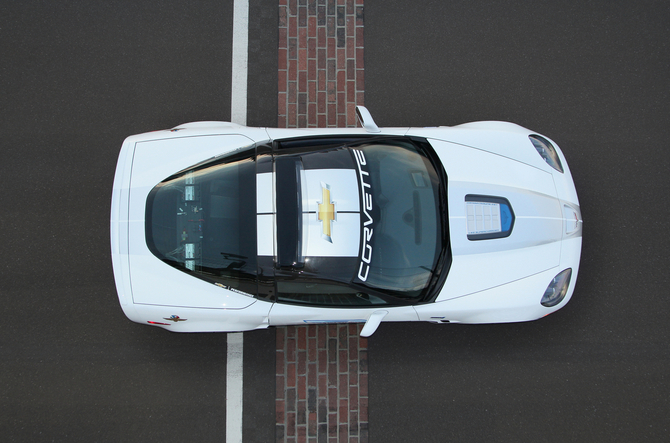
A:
145;145;257;295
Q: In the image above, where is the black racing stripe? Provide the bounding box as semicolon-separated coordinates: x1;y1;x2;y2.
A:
275;156;302;268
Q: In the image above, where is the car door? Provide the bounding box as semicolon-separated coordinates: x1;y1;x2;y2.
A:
267;281;419;327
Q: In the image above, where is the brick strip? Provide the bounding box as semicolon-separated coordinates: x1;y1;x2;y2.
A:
276;325;368;443
276;1;367;441
278;0;364;129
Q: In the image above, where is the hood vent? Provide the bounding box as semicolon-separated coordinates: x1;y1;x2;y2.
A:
465;195;515;240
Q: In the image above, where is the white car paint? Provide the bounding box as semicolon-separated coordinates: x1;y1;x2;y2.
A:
110;107;582;335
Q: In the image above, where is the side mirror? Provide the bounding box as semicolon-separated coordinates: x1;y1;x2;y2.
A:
360;310;388;337
356;106;381;133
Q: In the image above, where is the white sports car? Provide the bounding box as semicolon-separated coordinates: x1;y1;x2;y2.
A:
110;107;582;336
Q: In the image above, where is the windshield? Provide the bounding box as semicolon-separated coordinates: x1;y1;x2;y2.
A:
145;146;258;295
274;138;447;304
144;137;449;305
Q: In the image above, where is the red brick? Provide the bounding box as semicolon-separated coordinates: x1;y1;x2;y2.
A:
289;15;298;38
308;16;317;37
277;399;286;423
289;59;298;81
277;374;286;399
318;69;326;91
298;376;307;400
355;69;364;91
298;115;307;128
308;361;317;386
308;413;318;437
279;72;288;95
337;114;346;127
299;71;308;93
317;91;326;113
279;27;288;48
318;114;326;127
288;103;297;127
346;0;354;14
327;59;336;81
318;325;327;349
279;5;288;27
355;91;364;106
287;362;297;387
308;37;317;59
279;48;288;70
298;349;307;375
328;360;338;387
346;80;355;103
277;347;286;374
327;16;336;37
278;115;287;127
287;337;297;361
309;59;317;82
288;82;297;104
287;412;296;436
337;73;346;93
327;37;336;58
347;35;355;58
318;371;327;394
328;413;338;436
359;397;368;422
299;27;307;49
338;349;348;373
358;373;367;397
328;387;338;412
299;48;308;71
338;399;349;423
355;25;363;47
348;337;358;360
288;0;297;15
318;27;326;48
338;374;348;393
355;47;364;69
327;81;336;102
339;425;348;443
356;6;364;26
349;411;358;434
358;349;367;372
299;6;307;27
337;48;345;70
348;385;358;406
328;324;338;338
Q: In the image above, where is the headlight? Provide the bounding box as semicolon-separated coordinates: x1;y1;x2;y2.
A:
541;268;572;307
529;135;563;173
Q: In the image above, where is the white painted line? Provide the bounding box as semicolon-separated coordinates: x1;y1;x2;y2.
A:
228;1;248;441
226;332;244;443
231;0;249;125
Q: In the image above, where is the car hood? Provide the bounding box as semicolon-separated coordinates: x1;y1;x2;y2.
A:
429;138;566;302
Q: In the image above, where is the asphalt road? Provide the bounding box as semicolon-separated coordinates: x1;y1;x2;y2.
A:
2;1;669;442
365;1;670;441
1;1;276;442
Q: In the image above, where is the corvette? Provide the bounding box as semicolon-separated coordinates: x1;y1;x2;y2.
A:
110;106;582;336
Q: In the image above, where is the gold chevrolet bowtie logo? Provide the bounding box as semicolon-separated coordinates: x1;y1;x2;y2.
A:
317;182;336;243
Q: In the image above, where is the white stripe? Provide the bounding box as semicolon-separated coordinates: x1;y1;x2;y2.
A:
226;332;244;443
231;0;249;125
228;1;248;441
